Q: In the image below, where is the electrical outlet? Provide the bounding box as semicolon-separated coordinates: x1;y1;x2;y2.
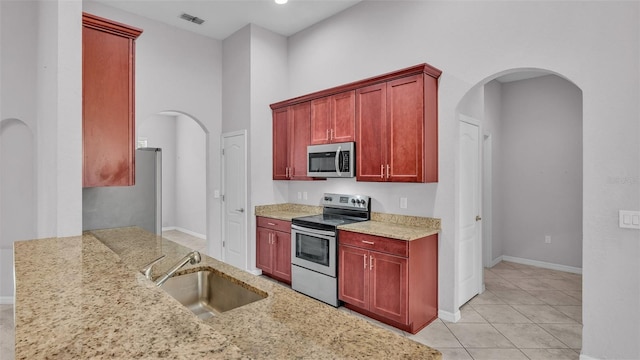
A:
297;192;302;200
303;192;308;200
400;197;408;209
545;235;551;244
619;210;640;229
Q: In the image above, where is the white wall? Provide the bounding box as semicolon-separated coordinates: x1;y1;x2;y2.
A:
82;2;223;256
222;24;289;271
500;75;583;268
483;80;503;262
175;114;206;236
0;0;82;301
283;2;639;358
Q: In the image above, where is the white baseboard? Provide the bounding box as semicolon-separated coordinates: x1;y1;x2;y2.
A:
162;226;206;240
579;355;600;360
501;255;582;274
491;255;503;267
438;309;461;323
0;296;14;305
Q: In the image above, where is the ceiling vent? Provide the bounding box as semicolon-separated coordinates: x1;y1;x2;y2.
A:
179;13;205;25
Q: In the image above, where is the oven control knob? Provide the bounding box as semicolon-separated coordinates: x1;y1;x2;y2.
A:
351;199;356;204
324;196;332;202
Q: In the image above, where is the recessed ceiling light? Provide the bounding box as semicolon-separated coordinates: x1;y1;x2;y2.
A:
275;0;288;4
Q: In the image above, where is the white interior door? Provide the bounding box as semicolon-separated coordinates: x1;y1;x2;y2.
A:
222;131;247;270
458;117;482;307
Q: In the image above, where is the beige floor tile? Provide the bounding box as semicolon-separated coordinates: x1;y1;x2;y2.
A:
458;306;487;323
485;277;520;291
437;348;473;360
483;269;501;279
521;348;580;360
553;305;582;324
466;348;529;360
528;290;581;306
539;323;582;349
0;305;14;360
490;269;531;279
538;278;582;291
514;278;556;291
492;323;567;348
445;323;514;348
472;305;532;323
563;290;582;301
492;290;545;305
468;290;506;305
511;304;578;324
491;262;518;270
408;320;462;348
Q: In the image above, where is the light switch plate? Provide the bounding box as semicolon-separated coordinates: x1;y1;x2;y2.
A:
619;210;640;229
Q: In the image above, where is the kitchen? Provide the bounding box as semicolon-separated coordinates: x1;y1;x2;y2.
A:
1;1;639;360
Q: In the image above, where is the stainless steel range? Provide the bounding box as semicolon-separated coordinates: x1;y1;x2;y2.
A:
291;193;371;307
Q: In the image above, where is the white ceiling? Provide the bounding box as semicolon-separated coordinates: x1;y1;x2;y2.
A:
90;0;362;40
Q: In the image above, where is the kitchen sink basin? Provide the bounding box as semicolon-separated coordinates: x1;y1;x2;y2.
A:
160;269;267;320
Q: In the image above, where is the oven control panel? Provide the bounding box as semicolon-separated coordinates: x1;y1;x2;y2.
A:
322;193;370;209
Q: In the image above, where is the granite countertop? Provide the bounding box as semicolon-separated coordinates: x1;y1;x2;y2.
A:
254;203;321;221
256;203;441;241
14;227;441;359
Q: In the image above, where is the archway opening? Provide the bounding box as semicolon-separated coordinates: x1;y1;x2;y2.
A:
138;111;208;254
455;67;584;350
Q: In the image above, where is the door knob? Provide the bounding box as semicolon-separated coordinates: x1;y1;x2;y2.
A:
236;208;245;213
476;215;482;221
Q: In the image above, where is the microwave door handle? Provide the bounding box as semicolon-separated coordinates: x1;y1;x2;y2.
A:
335;145;342;177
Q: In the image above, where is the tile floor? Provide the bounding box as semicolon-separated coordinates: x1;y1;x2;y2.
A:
347;260;582;360
0;243;582;360
0;304;14;359
162;229;207;254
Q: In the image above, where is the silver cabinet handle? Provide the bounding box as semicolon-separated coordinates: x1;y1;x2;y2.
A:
267;222;276;226
364;254;367;269
236;208;244;213
330;128;334;140
370;255;374;270
327;129;330;140
386;164;390;179
362;240;375;245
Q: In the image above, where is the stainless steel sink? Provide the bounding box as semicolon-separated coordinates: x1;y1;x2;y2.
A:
160;269;267;320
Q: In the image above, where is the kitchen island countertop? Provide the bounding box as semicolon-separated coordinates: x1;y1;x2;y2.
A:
14;227;441;359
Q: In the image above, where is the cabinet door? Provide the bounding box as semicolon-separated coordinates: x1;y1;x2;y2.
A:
83;25;135;187
355;83;387;182
310;97;331;145
369;251;408;324
272;108;289;180
272;230;292;283
387;74;424;182
338;245;369;309
331;91;356;143
288;102;312;180
256;227;273;274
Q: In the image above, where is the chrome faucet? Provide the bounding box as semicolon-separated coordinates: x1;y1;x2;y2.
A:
141;254;166;281
154;251;201;286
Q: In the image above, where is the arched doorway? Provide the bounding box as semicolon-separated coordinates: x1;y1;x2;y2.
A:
455;68;584;351
138;111;208;254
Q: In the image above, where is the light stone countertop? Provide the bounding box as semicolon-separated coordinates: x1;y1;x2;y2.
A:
256;203;441;241
14;227;441;359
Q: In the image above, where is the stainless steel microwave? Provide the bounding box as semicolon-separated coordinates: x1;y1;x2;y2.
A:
307;142;355;178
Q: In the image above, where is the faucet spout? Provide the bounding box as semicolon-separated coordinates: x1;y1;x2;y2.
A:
154;251;201;286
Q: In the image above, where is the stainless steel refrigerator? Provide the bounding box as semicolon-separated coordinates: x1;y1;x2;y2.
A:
83;148;162;234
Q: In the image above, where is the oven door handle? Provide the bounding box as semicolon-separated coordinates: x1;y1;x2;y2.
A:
291;224;336;237
334;145;342;177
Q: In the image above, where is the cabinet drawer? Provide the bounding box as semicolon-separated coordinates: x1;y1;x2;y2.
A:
257;217;291;233
339;230;408;257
